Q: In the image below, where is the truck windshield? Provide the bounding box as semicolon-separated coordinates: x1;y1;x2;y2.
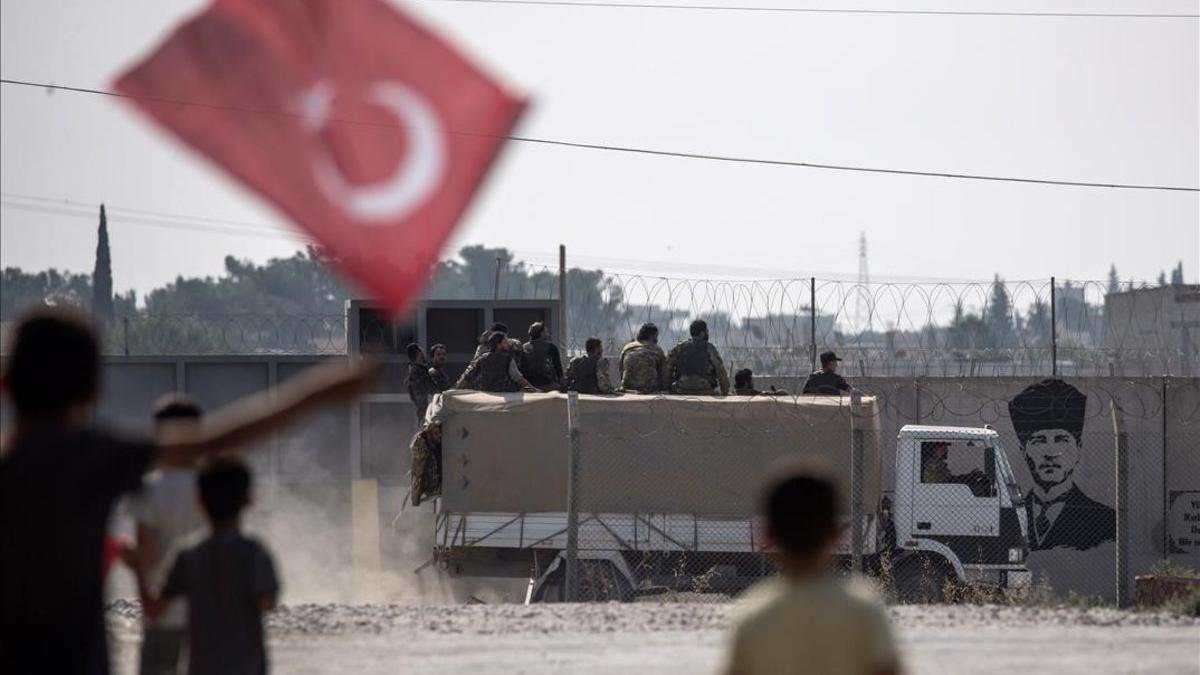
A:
918;439;994;497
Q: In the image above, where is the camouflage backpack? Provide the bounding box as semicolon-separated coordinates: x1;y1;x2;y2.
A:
622;345;662;392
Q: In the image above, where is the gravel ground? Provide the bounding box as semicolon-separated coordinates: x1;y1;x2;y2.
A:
107;601;1200;674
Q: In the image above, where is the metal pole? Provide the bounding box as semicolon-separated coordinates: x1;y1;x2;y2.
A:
1050;277;1058;377
559;245;568;354
850;390;864;574
1111;399;1129;607
810;277;817;373
1162;378;1169;563
565;391;581;601
493;257;503;301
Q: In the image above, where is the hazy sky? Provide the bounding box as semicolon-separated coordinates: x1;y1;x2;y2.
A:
2;0;1197;300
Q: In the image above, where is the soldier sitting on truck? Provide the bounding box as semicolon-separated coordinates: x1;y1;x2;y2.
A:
409;421;442;507
428;344;450;393
521;321;564;391
666;319;730;396
474;322;522;360
619;322;666;393
802;351;852;395
733;369;787;396
565;338;614;395
456;331;537;393
405;343;437;425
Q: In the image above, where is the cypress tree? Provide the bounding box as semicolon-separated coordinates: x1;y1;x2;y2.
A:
1106;264;1120;295
92;203;114;321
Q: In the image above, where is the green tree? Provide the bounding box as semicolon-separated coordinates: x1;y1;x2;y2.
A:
1171;261;1184;286
1;268;92;319
948;300;988;350
986;275;1014;348
1024;298;1051;347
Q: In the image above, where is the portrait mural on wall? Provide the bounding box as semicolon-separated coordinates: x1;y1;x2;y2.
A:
1008;379;1115;551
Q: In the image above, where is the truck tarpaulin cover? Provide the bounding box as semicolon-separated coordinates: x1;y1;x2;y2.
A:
432;391;882;515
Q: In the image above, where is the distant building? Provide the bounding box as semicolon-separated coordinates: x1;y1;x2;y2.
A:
1104;285;1200;376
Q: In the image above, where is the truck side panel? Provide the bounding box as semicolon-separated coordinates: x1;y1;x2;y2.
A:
436;392;882;516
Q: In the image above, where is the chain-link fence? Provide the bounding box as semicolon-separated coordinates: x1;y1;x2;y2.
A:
474;377;1200;605
88;276;1198;378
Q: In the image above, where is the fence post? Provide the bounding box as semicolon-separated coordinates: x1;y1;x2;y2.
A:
1111;398;1129;607
1161;378;1170;564
850;390;865;574
565;391;581;601
810;278;818;373
1050;277;1058;377
559;245;568;353
122;316;130;356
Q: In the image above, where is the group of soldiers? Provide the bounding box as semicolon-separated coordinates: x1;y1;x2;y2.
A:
405;318;857;423
405;318;856;507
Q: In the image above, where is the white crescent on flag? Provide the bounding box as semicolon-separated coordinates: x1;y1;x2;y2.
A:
299;80;447;223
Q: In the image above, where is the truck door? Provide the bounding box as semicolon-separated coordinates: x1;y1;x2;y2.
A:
911;439;999;541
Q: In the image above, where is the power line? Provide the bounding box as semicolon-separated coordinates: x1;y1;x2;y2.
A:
425;0;1200;19
1;192;285;234
2;77;1197;193
0;200;310;242
506;136;1199;191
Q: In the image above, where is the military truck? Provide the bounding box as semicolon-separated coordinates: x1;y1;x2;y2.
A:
415;390;1030;602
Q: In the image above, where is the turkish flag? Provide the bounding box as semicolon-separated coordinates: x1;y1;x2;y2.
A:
115;0;526;315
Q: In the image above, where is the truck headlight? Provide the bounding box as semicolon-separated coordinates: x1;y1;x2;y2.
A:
1008;547;1023;563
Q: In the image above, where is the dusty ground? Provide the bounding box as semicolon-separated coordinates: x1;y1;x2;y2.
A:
106;601;1199;674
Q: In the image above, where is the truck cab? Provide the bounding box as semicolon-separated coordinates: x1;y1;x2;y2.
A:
887;425;1030;599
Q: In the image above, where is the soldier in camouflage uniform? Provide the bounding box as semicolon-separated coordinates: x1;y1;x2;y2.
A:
666;319;730;395
565;338;614;395
521;321;564;390
473;322;522;360
619;322;666;393
733;368;787;396
409;421;442;506
405;343;437;424
456;331;537;393
428;344;450;393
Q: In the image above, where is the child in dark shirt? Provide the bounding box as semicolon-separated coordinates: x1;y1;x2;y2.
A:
0;308;376;675
144;458;278;675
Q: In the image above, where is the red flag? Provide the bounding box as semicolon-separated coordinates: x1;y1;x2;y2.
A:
115;0;526;314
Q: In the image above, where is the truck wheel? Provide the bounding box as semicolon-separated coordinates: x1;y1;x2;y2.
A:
533;560;633;603
893;556;949;604
578;560;634;603
532;565;566;603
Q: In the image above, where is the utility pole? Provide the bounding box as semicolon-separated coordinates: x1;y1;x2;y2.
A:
856;232;871;336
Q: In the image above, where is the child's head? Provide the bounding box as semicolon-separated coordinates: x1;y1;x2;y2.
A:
197;457;252;525
3;308;99;420
153;394;203;460
761;458;841;565
154;393;203;425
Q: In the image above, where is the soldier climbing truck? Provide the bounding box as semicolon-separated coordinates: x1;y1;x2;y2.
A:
413;390;1031;602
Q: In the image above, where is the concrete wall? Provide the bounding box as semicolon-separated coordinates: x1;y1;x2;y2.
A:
11;356;1189;602
756;375;1200;600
